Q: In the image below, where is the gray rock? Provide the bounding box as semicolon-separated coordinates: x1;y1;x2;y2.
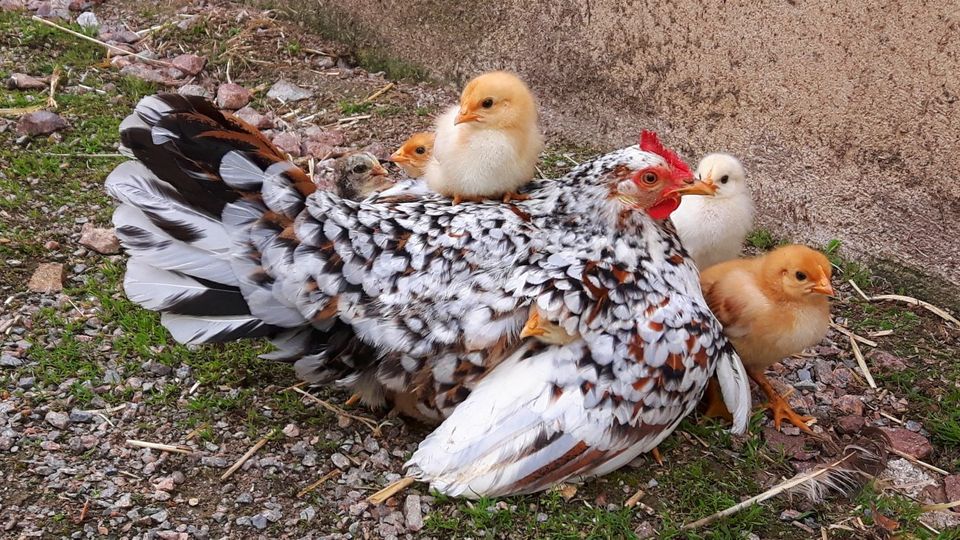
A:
250;514;268;530
44;411;70;429
0;353;22;368
6;73;46;90
178;84;212;99
403;494;423;532
103;369;121;384
267;80;312;102
68;410;92;423
201;456;228;468
331;452;351;469
150;509;169;523
299;506;316;522
76;11;97;29
263;509;281;522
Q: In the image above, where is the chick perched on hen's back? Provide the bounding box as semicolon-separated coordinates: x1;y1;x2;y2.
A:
700;245;834;432
390;132;434;178
671;153;753;269
313;152;391;201
425;71;543;204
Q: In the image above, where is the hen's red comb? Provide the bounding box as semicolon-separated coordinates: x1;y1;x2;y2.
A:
639;130;692;178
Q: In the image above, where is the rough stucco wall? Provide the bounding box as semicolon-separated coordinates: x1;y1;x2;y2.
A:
308;0;960;285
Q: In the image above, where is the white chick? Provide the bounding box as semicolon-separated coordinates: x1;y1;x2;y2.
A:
671;153;754;269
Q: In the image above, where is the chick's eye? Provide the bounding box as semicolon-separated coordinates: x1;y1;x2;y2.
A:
795;271;807;281
353;165;367;174
641;172;658;184
481;98;494;109
720;175;729;184
415;146;425;154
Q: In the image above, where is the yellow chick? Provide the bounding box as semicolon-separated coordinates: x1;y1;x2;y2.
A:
389;132;435;178
700;245;834;432
425;71;544;204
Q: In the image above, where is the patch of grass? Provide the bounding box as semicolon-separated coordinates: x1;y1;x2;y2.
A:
822;239;872;289
853;484;939;537
538;144;599;178
268;1;430;81
337;99;372;115
284;40;302;55
746;228;779;250
117;76;159;103
373;104;406;118
354;49;429;81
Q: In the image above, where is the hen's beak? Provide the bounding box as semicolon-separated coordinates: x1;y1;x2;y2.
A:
454;109;481;125
371;163;388;177
669;175;717;197
811;265;834;296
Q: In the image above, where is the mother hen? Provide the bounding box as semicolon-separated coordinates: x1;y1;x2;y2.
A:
106;94;749;497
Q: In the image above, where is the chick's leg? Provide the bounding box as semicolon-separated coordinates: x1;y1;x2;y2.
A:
452;194;485;205
701;376;734;422
747;367;815;433
502;191;531;203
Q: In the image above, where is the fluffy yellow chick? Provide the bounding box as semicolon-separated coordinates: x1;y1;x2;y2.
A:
389;132;435;178
700;245;834;432
425;71;544;204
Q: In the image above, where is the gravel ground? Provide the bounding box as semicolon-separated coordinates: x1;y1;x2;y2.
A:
2;2;960;539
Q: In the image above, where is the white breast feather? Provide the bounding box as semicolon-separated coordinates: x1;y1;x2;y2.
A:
672;193;754;269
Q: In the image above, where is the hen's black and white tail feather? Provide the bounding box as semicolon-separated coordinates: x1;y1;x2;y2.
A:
107;94;311;347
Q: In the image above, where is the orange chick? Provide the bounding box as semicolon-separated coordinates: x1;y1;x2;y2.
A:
390;132;435;178
425;71;544;204
699;245;834;432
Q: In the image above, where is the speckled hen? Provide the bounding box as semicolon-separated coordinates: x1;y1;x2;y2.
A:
106;94;750;498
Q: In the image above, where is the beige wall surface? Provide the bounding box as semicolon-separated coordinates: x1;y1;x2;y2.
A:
303;0;960;286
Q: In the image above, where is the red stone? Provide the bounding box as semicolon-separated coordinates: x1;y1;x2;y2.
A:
16;110;67;136
944;475;960;513
216;83;252;110
880;427;933;459
170;54;206;76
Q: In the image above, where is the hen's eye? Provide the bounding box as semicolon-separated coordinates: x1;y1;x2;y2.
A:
641;172;657;184
795;271;807;281
353;165;367;174
481;98;494;109
415;146;425;154
720;175;729;184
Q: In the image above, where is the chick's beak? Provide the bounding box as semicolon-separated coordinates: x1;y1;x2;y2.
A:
389;151;408;164
371;163;388;177
669;174;717;197
454;108;481;125
811;265;834;296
